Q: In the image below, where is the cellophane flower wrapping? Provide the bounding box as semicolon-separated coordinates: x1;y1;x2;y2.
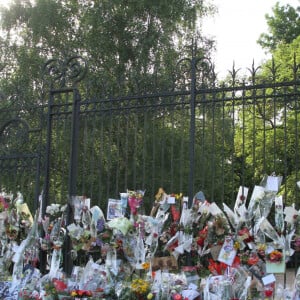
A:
4;175;300;299
128;190;145;217
107;216;132;236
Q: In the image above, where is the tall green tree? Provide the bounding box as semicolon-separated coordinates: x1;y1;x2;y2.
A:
0;0;217;209
234;2;300;205
257;2;300;51
0;0;215;99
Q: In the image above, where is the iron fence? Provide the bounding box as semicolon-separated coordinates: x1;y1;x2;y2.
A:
0;56;300;213
0;55;300;272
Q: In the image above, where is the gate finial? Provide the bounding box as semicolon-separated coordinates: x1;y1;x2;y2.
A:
43;55;87;88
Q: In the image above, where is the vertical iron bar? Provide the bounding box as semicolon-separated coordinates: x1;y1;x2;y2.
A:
151;117;156;197
115;117;120;196
42;92;54;216
89;113;96;199
211;91;216;201
170;109;175;192
252;87;257;186
262;88;266;174
188;55;196;208
33;155;41;212
40;90;54;274
179;106;185;193
106;113;112;198
273;86;277;172
201;102;206;190
98;118;104;205
230;85;236;205
221;89;225;202
160;116;165;188
64;88;81;275
294;77;299;208
124;117;129;191
241;83;246;191
142;112;147;191
133;114;137;189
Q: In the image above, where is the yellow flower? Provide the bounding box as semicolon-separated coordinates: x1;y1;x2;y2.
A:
131;278;150;295
257;243;266;251
175;193;183;200
142;262;150;270
147;293;154;299
234;241;240;250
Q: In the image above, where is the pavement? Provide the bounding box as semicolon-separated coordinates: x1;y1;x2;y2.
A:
275;267;296;289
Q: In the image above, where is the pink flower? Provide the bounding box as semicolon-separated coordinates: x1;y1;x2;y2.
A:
128;196;142;215
172;294;182;300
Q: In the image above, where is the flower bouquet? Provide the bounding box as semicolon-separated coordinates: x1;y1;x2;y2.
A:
130;278;151;300
70;289;93;299
53;278;72;300
266;249;285;273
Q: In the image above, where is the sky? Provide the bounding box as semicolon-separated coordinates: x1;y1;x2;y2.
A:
202;0;300;78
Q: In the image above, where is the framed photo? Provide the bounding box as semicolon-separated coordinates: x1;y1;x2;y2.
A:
107;199;123;220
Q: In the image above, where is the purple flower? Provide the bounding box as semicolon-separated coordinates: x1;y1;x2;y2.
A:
95;238;103;247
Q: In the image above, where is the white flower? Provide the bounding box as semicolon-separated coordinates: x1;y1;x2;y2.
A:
46;203;61;215
60;204;67;212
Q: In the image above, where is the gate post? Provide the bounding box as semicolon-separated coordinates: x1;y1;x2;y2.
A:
64;88;81;275
41;56;87;275
188;54;196;208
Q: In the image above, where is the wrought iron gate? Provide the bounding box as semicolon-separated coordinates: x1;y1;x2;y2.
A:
0;54;300;272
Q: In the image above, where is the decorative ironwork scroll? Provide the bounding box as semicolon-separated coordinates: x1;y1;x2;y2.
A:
43;56;87;88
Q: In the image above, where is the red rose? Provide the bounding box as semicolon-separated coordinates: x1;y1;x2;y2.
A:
53;279;67;291
173;293;182;300
171;205;180;222
265;290;273;297
197;237;205;247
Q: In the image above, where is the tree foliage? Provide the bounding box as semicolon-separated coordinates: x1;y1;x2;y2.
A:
233;2;300;205
257;2;300;51
0;0;215;99
0;0;218;210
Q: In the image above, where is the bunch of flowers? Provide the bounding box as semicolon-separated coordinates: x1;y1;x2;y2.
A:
68;226;92;251
171;294;188;300
53;278;68;295
206;214;230;246
256;243;267;257
46;203;65;217
0;195;9;212
207;258;228;275
5;177;298;299
128;190;145;216
3;192;33;242
170;193;183;222
130;278;151;299
40;203;66;251
5;223;19;240
18;289;41;300
238;249;260;266
267;250;283;263
70;289;92;298
43;279;58;297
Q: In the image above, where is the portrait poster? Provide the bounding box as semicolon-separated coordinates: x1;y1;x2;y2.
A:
107;199;123;220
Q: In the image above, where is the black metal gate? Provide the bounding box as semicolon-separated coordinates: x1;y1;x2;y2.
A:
1;54;300;273
1;55;300;213
0;112;44;210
